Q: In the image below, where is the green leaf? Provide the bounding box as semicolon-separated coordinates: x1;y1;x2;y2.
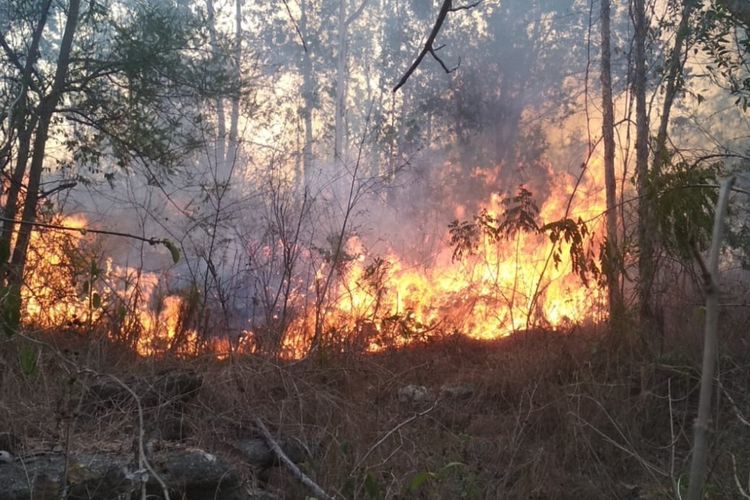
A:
2;285;21;336
19;345;38;377
161;239;180;264
364;472;381;499
92;292;102;309
408;471;436;492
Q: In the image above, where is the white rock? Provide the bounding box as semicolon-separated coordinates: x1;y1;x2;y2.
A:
0;450;13;464
397;384;432;403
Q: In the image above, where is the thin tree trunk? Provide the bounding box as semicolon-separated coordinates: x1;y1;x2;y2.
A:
686;176;736;500
633;0;653;345
227;0;242;167
300;0;315;189
206;0;226;170
600;0;621;322
334;0;347;161
7;0;81;328
0;0;53;280
652;0;696;178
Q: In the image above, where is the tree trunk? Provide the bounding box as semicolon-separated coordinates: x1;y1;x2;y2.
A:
600;0;621;322
206;0;227;171
633;0;654;345
299;0;315;189
0;0;53;280
6;0;81;330
334;0;347;161
227;0;242;169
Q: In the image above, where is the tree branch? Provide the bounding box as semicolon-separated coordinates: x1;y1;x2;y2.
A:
450;1;481;12
282;0;308;52
345;0;369;26
393;0;480;92
717;0;750;27
0;215;164;246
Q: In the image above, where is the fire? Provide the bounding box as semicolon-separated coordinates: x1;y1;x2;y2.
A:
301;160;607;353
22;215;200;357
23;214;92;326
19;156;607;358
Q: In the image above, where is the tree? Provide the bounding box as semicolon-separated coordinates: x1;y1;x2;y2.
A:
0;0;236;333
599;0;622;322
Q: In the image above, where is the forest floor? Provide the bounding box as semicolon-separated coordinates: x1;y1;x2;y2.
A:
2;325;749;499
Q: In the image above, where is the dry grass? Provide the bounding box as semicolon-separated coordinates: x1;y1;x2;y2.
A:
2;319;750;499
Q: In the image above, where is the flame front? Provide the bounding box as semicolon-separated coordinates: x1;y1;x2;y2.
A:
20;156;607;358
310;161;607;353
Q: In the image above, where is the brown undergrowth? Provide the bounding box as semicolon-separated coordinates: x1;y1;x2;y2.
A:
2;320;750;499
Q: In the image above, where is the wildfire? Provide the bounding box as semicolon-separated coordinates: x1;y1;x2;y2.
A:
19;156;607;358
305;161;607;354
22;215;200;356
24;214;91;326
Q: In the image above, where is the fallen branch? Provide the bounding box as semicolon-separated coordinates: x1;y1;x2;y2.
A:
255;418;335;500
105;373;170;500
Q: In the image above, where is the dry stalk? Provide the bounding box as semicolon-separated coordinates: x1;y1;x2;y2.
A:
569;394;668;480
104;373;170;500
731;453;750;499
255;417;335;500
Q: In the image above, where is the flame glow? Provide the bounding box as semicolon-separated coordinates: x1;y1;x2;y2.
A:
20;156;607;358
289;160;607;355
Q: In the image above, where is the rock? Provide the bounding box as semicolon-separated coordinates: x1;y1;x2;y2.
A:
0;433;22;454
0;448;255;500
232;437;307;469
151;449;243;499
439;383;475;400
397;384;432;403
0;453;134;500
0;450;13;464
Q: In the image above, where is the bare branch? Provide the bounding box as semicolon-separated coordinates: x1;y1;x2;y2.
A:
282;0;308;52
39;181;77;200
393;0;480;92
0;215;173;248
353;398;439;471
450;1;481;12
429;48;459;73
345;0;369;26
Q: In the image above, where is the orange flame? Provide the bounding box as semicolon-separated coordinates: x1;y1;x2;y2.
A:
20;156;607;358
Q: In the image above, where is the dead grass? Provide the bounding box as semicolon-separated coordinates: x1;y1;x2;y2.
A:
2;320;750;499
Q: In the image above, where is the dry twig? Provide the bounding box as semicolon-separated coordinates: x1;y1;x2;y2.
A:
353;398;439;471
255;417;335;500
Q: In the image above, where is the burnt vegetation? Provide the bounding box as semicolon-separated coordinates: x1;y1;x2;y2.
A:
0;0;750;499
